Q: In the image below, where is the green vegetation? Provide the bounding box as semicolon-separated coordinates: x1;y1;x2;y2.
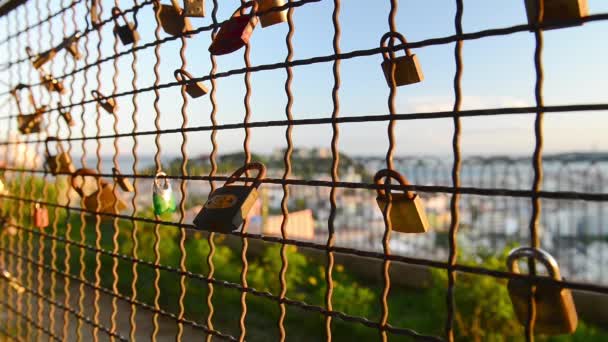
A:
1;176;607;341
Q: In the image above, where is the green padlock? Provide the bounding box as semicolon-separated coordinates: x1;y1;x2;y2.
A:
153;172;176;215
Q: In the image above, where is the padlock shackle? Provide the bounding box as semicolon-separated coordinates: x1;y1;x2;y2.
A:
374;169;415;200
507;247;561;280
90;90;110;105
154;172;171;191
45;136;65;157
225;162;266;188
232;1;258;19
12;83;39;114
174;68;194;83
111;6;129;26
380;31;412;62
25;46;35;59
70;168;109;197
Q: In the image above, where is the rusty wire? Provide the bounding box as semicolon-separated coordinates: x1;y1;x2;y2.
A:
1;0;608;341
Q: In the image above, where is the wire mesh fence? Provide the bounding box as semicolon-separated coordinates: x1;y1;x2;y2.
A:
0;0;607;341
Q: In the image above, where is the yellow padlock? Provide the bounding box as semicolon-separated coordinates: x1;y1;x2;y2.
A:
91;90;116;114
507;247;578;335
380;31;424;87
524;0;588;29
71;168;128;216
156;0;193;37
174;69;208;98
374;169;429;233
257;0;287;28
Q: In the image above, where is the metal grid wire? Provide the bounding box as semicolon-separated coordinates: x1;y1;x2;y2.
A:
0;0;606;341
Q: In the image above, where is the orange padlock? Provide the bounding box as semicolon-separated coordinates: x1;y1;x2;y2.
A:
174;69;208;98
156;0;193;37
380;31;424;87
33;202;49;229
209;1;258;56
91;90;116;114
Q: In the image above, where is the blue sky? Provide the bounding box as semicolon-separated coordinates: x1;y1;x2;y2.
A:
1;0;608;158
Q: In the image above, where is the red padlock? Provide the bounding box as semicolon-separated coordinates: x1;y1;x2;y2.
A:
209;1;258;56
34;202;49;229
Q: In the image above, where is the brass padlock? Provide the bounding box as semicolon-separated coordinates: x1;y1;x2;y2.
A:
112;167;135;192
57;101;75;126
40;72;66;94
91;0;101;27
209;1;258;55
12;84;47;135
524;0;588;29
257;0;287;28
507;247;578;335
174;69;208;98
25;46;57;70
193;162;266;233
33;202;49;229
112;6;140;45
91;90;116;114
183;0;205;17
71;168;128;216
156;0;193;37
374;169;429;233
45;137;75;175
62;31;83;60
380;31;424;87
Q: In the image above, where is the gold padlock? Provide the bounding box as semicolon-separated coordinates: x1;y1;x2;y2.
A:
57;101;75;126
380;31;424;87
40;72;66;94
374;169;429;233
507;247;578;335
71;168;128;216
25;46;57;70
156;0;193;37
91;90;116;114
257;0;287;28
183;0;205;17
174;69;208;98
12;84;47;135
524;0;588;29
112;167;135;192
45;137;75;175
62;31;83;60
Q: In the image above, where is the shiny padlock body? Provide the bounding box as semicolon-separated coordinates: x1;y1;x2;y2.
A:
376;193;429;233
32;50;57;69
153;191;177;215
41;75;65;94
47;153;75;175
508;277;578;334
99;99;116;114
34;206;49;228
381;54;424;87
18;114;43;134
209;15;258;55
83;187;128;216
186;82;208;98
158;4;192;37
114;23;140;45
524;0;588;28
184;0;205;17
258;0;287;28
194;185;258;233
59;109;75;126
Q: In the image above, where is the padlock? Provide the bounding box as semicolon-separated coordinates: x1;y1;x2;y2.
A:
33;202;49;229
183;0;205;17
112;6;140;45
380;31;424;87
62;31;83;60
12;84;47;135
209;1;258;55
524;0;588;30
45;137;75;175
0;270;25;294
507;247;578;335
112;167;135;192
25;46;57;70
40;72;66;94
174;69;208;98
153;172;177;215
374;169;429;233
57;101;75;126
193;162;266;233
71;168;128;216
91;90;116;114
257;0;287;28
0;216;18;236
91;0;101;27
156;0;193;37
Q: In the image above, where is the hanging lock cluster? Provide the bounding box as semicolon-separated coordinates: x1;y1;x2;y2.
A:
374;169;429;233
506;247;578;335
70;168;129;216
153;172;177;215
194;162;266;233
